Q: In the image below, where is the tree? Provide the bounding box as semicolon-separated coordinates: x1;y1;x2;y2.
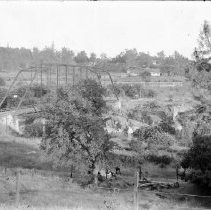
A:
131;126;175;165
137;52;152;67
157;51;165;59
76;79;106;116
180;90;211;178
75;51;89;64
160;56;176;76
173;51;190;75
61;47;75;64
32;47;39;62
132;126;174;150
100;53;108;61
40;79;113;182
180;21;211;183
191;21;211;116
192;20;211;93
89;53;97;65
181;134;211;174
111;52;126;64
159;116;176;135
123;49;138;66
197;20;211;59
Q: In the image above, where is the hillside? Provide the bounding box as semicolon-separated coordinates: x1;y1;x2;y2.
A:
0;72;210;209
0;132;211;210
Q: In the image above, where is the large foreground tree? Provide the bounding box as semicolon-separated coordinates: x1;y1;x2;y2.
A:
40;79;113;182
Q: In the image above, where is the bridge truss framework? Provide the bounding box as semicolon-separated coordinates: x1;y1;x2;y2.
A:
0;63;118;114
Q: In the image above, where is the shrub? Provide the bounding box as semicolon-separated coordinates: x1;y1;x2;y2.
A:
12;84;49;98
147;154;172;166
0;94;19;109
0;77;5;86
106;84;141;99
121;84;139;98
0;86;28;109
24;122;43;137
159;118;176;135
132;126;175;150
106;83;156;99
140;71;151;82
24;113;38;124
140;111;153;125
142;101;160;110
147;89;156;97
30;85;49;98
140;88;156;98
127;107;153;125
2;84;50;109
106;84;123;98
113;85;123;97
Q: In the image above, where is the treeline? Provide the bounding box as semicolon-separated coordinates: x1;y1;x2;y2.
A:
111;49;190;75
0;45;190;75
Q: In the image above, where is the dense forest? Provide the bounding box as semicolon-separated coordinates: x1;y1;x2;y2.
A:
0;45;190;75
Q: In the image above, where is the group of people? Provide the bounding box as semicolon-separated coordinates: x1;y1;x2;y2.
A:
96;165;152;183
97;167;121;182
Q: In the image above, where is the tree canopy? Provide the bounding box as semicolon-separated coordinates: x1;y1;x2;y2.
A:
0;45;190;76
40;79;113;180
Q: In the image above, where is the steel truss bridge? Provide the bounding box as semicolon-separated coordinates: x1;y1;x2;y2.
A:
0;63;118;115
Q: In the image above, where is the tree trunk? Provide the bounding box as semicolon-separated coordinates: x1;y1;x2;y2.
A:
88;161;98;186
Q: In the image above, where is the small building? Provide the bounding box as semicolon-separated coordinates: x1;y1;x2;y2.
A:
126;66;142;76
149;68;161;76
144;68;161;77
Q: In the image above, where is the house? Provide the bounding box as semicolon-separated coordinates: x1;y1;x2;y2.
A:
126;66;142;76
126;66;161;77
144;68;161;77
150;69;161;76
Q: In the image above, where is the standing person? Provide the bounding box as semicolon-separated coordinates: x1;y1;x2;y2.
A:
176;164;179;182
138;165;142;181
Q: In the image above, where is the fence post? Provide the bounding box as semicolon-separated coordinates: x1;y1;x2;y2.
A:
134;170;139;210
5;115;8;134
15;169;21;207
42;118;46;137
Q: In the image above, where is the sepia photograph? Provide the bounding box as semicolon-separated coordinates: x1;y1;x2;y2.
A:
0;1;211;210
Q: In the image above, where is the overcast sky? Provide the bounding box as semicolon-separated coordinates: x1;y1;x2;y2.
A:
0;2;210;58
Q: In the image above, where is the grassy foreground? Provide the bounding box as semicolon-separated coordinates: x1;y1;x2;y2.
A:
0;128;211;209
